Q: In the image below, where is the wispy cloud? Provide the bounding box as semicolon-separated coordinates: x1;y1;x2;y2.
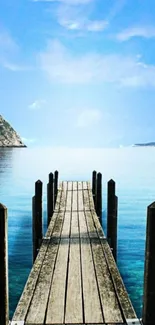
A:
77;109;102;127
59;18;108;31
1;61;32;71
0;29;19;53
116;26;155;41
28;100;47;110
56;1;108;32
39;39;155;87
0;28;30;71
33;0;93;4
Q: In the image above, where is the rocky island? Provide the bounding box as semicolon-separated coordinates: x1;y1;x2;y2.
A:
134;142;155;147
0;115;26;147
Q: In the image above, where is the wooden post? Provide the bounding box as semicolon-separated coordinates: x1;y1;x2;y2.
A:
142;202;155;325
96;172;102;224
47;172;54;226
32;180;43;263
92;170;97;208
54;170;59;206
0;204;9;325
107;179;117;262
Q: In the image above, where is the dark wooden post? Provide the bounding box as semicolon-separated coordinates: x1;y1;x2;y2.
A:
107;179;117;262
0;204;9;325
32;180;43;263
92;170;97;208
142;202;155;325
54;170;59;206
47;172;54;226
96;172;102;224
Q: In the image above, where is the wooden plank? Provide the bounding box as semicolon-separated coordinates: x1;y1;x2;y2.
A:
84;209;123;323
84;188;105;238
83;181;88;190
73;181;77;191
100;239;137;321
79;211;103;323
83;186;91;211
78;181;83;190
68;181;73;191
25;212;65;324
65;211;83;323
54;187;62;212
66;183;72;211
46;212;71;324
12;213;59;322
62;181;68;191
78;187;84;211
72;188;78;211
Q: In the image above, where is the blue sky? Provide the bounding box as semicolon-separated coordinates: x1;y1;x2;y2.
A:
0;0;155;147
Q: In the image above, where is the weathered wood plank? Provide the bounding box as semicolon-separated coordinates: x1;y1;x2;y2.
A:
46;212;71;324
78;181;83;190
65;211;83;323
54;185;63;212
79;211;103;323
86;185;105;238
62;181;68;191
72;188;78;211
25;212;65;324
66;183;72;211
78;185;84;211
84;208;123;323
101;239;137;320
68;181;73;191
73;181;77;191
12;212;59;322
91;237;123;323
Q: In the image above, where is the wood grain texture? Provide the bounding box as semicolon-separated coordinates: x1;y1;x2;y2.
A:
46;212;71;324
26;212;65;324
12;212;59;322
65;211;83;323
79;211;103;323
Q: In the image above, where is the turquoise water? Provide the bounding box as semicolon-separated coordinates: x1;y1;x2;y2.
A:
1;146;155;319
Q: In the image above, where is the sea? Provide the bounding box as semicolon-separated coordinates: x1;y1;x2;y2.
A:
1;146;155;319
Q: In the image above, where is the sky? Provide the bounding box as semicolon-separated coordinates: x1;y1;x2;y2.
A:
0;0;155;147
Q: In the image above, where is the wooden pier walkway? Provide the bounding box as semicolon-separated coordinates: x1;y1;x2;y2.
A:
11;181;140;325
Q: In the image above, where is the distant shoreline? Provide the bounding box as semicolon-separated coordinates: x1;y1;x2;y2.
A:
0;145;27;148
134;143;155;147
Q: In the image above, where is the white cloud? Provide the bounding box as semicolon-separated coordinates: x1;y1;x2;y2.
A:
28;100;47;110
59;19;108;31
116;26;155;41
77;109;102;127
0;29;19;53
56;1;109;32
33;0;93;4
0;28;30;71
39;39;155;87
1;61;32;71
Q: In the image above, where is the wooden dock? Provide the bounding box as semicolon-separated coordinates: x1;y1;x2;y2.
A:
11;180;140;325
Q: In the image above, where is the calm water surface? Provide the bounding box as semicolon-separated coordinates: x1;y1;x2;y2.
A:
1;146;155;319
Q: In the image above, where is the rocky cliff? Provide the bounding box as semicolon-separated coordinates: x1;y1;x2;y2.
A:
0;115;26;147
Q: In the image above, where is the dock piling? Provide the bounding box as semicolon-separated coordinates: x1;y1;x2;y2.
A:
47;172;54;226
54;170;59;206
0;204;9;325
32;180;43;263
107;179;117;262
92;170;97;208
96;172;102;224
142;202;155;325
